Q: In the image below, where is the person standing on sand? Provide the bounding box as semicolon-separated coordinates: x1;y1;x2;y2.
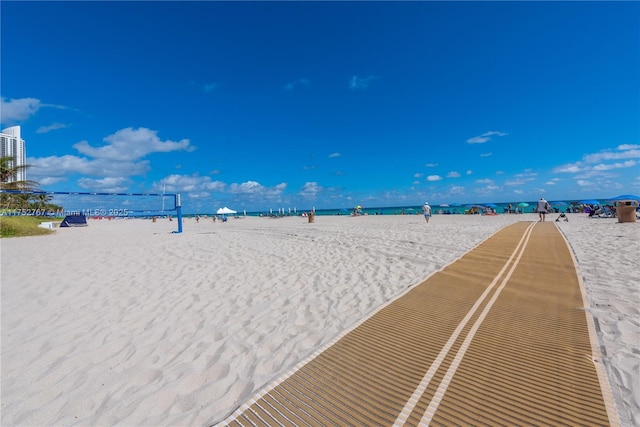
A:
536;197;550;222
422;201;432;223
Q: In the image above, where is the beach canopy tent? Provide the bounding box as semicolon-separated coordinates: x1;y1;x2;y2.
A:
60;214;88;227
216;207;237;215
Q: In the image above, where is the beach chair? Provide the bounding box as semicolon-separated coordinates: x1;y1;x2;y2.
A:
589;206;616;218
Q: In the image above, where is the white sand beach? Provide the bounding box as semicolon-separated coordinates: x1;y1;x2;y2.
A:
1;213;638;426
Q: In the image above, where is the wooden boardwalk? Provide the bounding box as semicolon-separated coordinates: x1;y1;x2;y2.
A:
216;221;620;426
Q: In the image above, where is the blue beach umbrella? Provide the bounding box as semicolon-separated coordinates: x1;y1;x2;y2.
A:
579;199;600;205
550;201;567;206
609;194;640;202
485;203;497;207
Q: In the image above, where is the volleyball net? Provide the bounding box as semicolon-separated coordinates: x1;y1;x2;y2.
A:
0;190;183;233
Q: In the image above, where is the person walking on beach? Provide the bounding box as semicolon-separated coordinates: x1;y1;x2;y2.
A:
536;197;550;222
422;201;432;223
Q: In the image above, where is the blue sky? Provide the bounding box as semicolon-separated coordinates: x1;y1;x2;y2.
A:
2;1;638;213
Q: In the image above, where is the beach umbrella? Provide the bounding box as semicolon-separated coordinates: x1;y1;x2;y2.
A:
609;194;640;202
485;203;497;207
439;203;450;207
517;202;529;207
579;199;600;205
551;201;567;206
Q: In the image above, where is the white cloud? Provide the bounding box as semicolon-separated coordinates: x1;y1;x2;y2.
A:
484;131;508;137
227;181;287;198
466;130;508;144
466;170;473;175
27;127;192;192
467;136;490;144
553;163;582;173
156;174;226;193
29;155;93;177
617;144;640;151
514;171;538;179
1;97;41;125
554;145;640;175
349;75;382;90
229;181;264;194
1;97;70;126
205;180;227;191
427;175;442;181
36;123;69;134
299;181;323;198
473;184;500;198
38;176;67;186
476;178;494;185
187;192;212;199
328;152;341;158
73;127;192;161
156;177;290;201
583;147;640;163
28;155;151;180
425;163;439;168
480;152;492;157
449;185;465;194
447;171;461;178
592;160;637;171
77;176;130;192
414;173;423;178
505;176;535;186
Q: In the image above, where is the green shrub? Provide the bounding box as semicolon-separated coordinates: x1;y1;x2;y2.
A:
0;216;56;238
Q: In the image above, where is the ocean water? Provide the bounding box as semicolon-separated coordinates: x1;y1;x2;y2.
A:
181;197;633;218
238;200;590;218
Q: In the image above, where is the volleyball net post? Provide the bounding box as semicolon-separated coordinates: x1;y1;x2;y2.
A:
0;189;184;234
175;193;183;234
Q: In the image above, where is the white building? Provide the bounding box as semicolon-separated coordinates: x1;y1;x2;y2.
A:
1;126;27;182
